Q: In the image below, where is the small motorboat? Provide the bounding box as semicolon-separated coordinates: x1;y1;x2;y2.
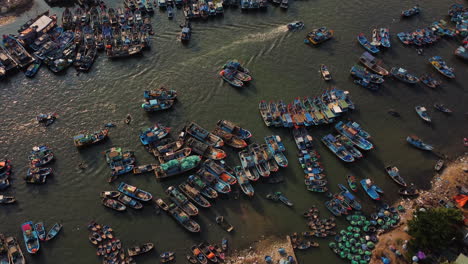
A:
100;191;121;199
420;74;441;88
346;175;358;192
415;106;431;122
0;195;15;204
45;223;62;241
401;5;420;17
35;222;46;241
428;56;455;78
360;179;382;200
128;243;154;256
406;135;434;151
385;166;407;187
433;103;452;113
215;216;234;232
287;21;304;31
390;67;419;84
320;64;332;81
357;33;379;54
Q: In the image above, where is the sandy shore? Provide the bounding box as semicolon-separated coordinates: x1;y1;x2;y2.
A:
224;236;298;264
370;154;468;264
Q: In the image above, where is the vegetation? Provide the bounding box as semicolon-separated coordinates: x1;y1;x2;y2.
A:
407;207;463;253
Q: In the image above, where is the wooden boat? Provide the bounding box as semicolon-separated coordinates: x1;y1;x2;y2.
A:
167;203;200;232
166;186;199;216
141;99;175;111
216;120;252;140
433;103;452;113
385;166;407;187
350;65;384;84
185;122;224;148
73;129;109;147
24;174;47;184
398;186;420;197
154;198;170;211
179;182;211;208
155;140;184;155
45;223;62;241
429;56;455;78
139;123;171;146
276;192;293;206
144;87;177;100
187;255;199;264
128;243;154;256
307;186;328;192
212;127;247;149
33;222;45;242
186;175;218;199
5;236;25;264
118;194;143;209
234;166;254;197
118;182;153;201
3;36;35;69
264;135;288;167
158;148;192;164
336;135;363;159
434;159;444;172
199;242;218;262
415;106;431;122
334;121;373;151
390;67;419;83
406;135;433;151
102;198;126;211
321;134;355;162
185;138;226;160
346;175;358;192
325;200;342;216
304;27;334;45
29;145;54;167
24;60;41;78
360;179;381;200
259;100;273;127
359;52;389;76
160;251;175;262
320;64;332;81
215;216;234;232
27;167;52;177
420;74;441;88
133;164;158;174
100;191;120;199
0;195;15;204
288;21;305;31
21;221;40;254
357;33;379;54
401;5;420;17
191;246;208;264
379;28;391;48
371;28;381;46
219;68;244;88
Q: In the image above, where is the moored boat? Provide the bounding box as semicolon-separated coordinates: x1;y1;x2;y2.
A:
420;74;441;88
304;27;334;45
287;21;304;31
179;182;211;208
167;203;201;232
186;174;218;199
215;215;234;232
346;175;358;192
216;120;252;140
185;122;224;148
34;222;46;241
357;33;379;54
21;221;40;254
415;106;431;122
385;166;407;187
212;127;247;149
401;5;420;17
390;67;419;84
320;64;332;81
141;99;175;111
144;87;177;100
234;166;254;197
359;52;389;76
166;186;199;216
101;198;126;211
433;103;452;113
100;191;121;199
139;123;170;146
118;194;143;209
128;243;154;256
185;138;225;160
118;182;153;201
5;236;25;264
360;179;381;200
406;135;433;151
73;129;109;147
428;56;455;78
45;223;62;241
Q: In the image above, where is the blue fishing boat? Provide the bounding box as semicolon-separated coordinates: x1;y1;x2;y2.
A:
234;166;254;197
45;223;62;241
321;134;354;163
406;135;433;151
198;167;231;194
181;25;191;43
21;221;40;254
29;145;54;167
185;122;224;148
325;200;342;216
336;135;363;159
141;99;175;111
24;60;41;78
385;166;407;187
455;45;468;60
360;179;381;200
428;56;455;78
335;121;373;151
357;33;379;54
143;88;177;100
415;106;431;122
347;121;371;139
216;120;252;140
390;67;419;83
27;167;52;177
420;74;441;88
118;182;153;201
259;100;273;127
338;184;362;210
379;28;391;48
304;27;334;45
350;65;384;84
34;222;46;241
219;68;244;88
292;127;314;150
186;175;218;199
139;123;171;145
299;151;325;172
401;5;420;17
307;186;328;193
287;21;304;31
264;135;288;167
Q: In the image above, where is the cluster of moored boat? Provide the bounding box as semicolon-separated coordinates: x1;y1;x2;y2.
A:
0;2;154;80
187;240;229;263
219;60;252;88
357;28;391;54
448;4;468;38
290;232;319;251
141;87;178;111
259;88;355;128
303;206;337;238
101;182;152;211
26;146;55;184
104;147;136;182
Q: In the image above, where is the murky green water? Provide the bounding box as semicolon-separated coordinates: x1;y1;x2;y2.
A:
0;0;467;263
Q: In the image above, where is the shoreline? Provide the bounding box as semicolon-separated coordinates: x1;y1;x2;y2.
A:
370;154;468;264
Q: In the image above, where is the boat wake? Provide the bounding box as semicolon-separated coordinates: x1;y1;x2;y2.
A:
232;25;289;46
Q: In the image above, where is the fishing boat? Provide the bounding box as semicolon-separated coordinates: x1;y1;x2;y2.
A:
275;192;293;206
101;198;126;211
24;173;47;184
139;123;170;146
401;5;420;17
143;87;177;101
279;0;288;9
199;242;218;263
307;186;328;193
420;74;441;88
380;28;391;48
359;52;389;76
118;182;153;201
346;175;358;192
185;122;224;148
31;223;45;243
250;144;270;177
433;103;452;113
338;185;362;210
212;127;247;149
29;145;54;167
186;175;218;199
167;6;174;19
191;246;208;264
371;29;381;46
0;195;15;204
259;100;273;127
406;135;434;151
141;99;175;111
100;191;120;199
118;194;143;209
325;200;342;217
304;27;334;45
203;160;237;185
166;186;199;216
219;68;244;88
321;134;355;162
350;65;384;83
215;216;234;232
73;129;109;147
357;33;379;54
335;121;373;150
264;135;288;167
320;64;332;81
217;120;252;140
45;223;62;241
415;106;431;122
180;23;192;43
428;56;455;78
336;135;363;159
287;21;304;31
185;138;225;160
385;166;407;187
128;243;154;256
5;236;25;264
179;182;211;208
292;127;314;150
21;221;40;254
167;204;201;233
234;166;254;197
3;36;35;69
398;185;419;197
347;121;371;139
360;179;381;200
455;45;468;60
390;67;419;84
24;60;41;78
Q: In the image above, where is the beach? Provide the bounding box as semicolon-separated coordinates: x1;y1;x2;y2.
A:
370;154;468;264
